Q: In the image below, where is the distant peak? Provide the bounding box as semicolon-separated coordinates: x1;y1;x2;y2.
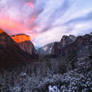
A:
11;34;31;43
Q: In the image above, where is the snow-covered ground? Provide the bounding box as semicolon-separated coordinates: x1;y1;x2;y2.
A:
0;63;92;92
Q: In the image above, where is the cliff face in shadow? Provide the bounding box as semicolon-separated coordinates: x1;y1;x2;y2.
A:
0;29;38;69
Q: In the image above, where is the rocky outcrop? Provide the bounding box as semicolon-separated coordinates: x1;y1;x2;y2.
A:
39;35;76;57
51;35;77;56
51;34;92;58
11;34;39;58
0;29;34;69
60;35;76;47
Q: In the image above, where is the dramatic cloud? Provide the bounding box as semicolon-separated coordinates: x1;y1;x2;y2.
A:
0;0;92;47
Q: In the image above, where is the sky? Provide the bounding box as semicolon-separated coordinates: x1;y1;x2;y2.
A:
0;0;92;47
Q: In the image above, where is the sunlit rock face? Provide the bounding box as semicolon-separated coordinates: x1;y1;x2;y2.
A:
11;34;31;43
0;29;3;34
11;34;39;58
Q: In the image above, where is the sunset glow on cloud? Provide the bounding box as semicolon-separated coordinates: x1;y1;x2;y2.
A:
0;0;92;47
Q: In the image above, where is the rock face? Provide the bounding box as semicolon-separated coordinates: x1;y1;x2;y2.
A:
0;29;34;69
51;34;92;58
60;35;76;47
51;35;77;56
11;34;39;58
39;35;76;57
